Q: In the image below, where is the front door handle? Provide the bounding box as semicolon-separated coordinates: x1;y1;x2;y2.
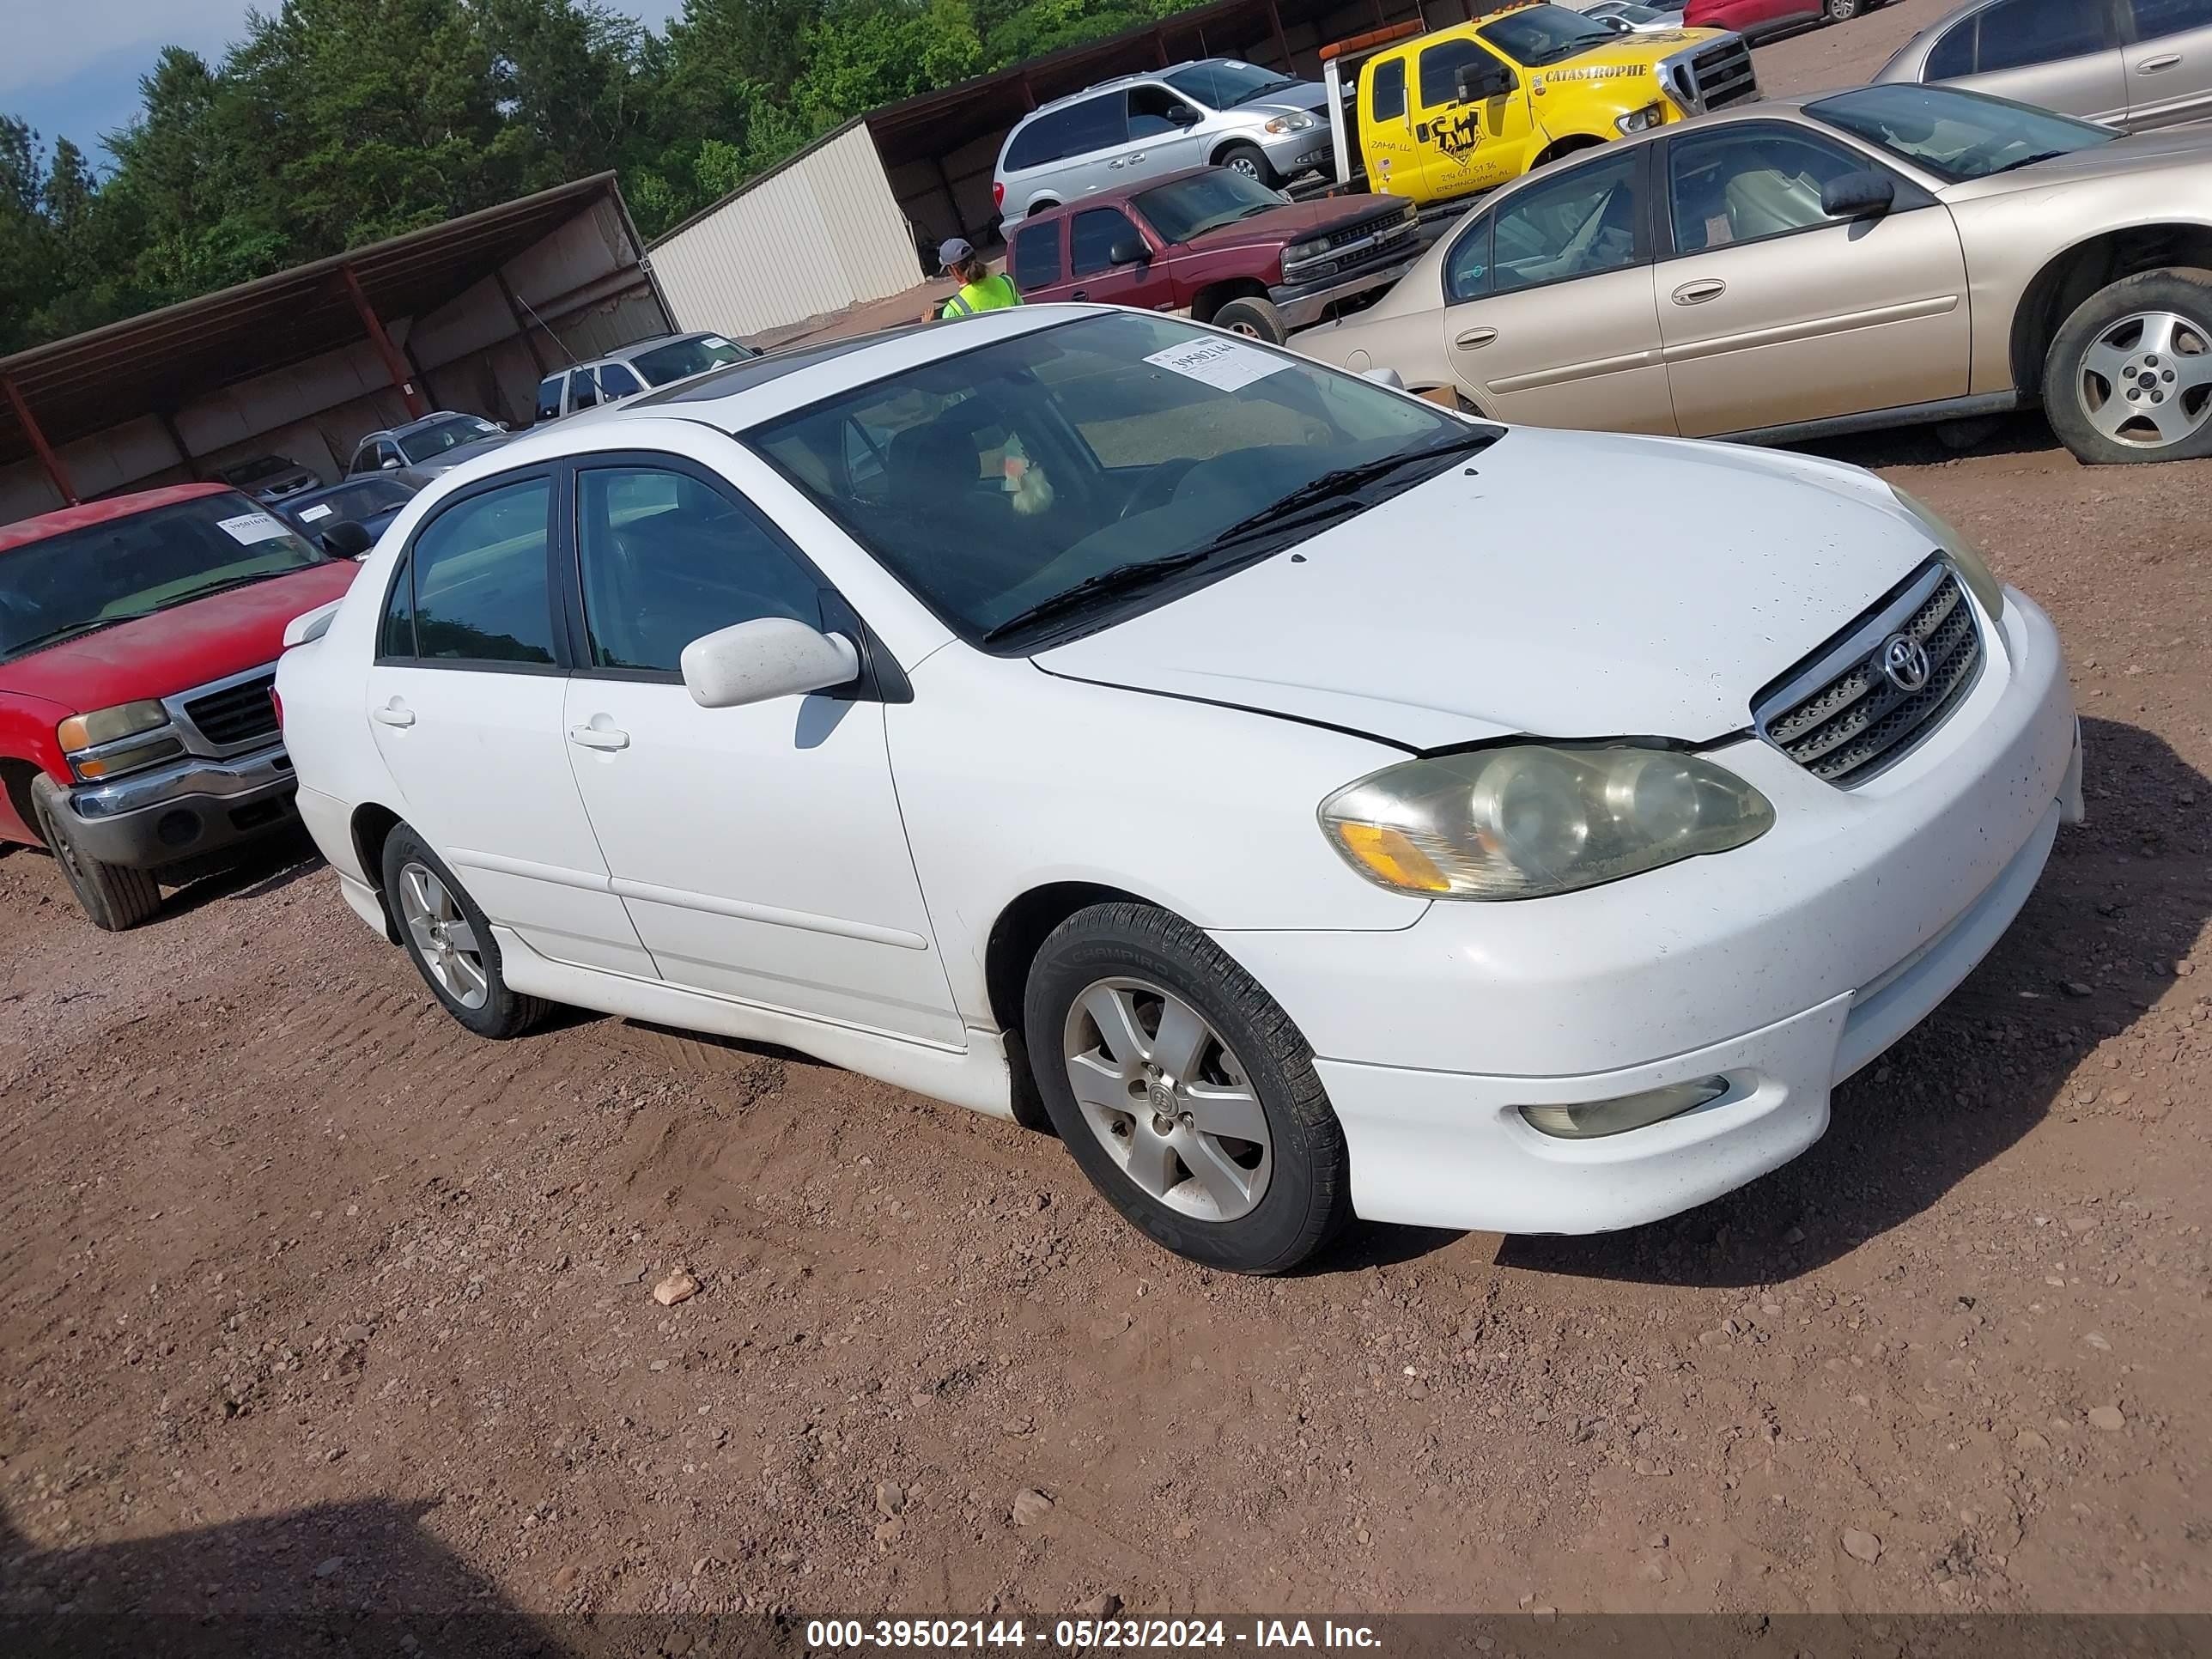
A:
1673;278;1728;306
1070;289;1089;301
2137;52;2184;71
372;701;415;728
1454;326;1498;349
568;723;630;752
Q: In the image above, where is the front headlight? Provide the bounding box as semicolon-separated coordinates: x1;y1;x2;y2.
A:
1263;111;1317;134
1320;744;1775;900
1889;485;2004;621
1284;238;1323;264
58;701;170;753
1615;103;1663;134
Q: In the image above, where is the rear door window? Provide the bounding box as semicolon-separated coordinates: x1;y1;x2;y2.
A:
1925;19;1978;77
1490;149;1644;295
404;479;557;666
1058;94;1130;157
1370;57;1407;122
534;374;567;422
1012;221;1065;291
1975;0;2107;70
569;368;601;411
1006;110;1069;171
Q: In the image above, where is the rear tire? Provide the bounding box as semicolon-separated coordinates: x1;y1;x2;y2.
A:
1218;143;1278;187
2043;268;2212;465
1022;902;1351;1274
1824;0;1863;18
1212;296;1288;344
381;824;550;1039
31;775;161;932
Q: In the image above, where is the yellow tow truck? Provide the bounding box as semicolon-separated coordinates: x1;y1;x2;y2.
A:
1318;1;1757;213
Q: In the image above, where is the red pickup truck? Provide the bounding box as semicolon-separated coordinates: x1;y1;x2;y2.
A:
1;483;358;929
1007;166;1421;343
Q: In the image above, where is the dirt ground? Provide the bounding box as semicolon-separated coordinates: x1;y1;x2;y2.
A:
7;3;2211;1650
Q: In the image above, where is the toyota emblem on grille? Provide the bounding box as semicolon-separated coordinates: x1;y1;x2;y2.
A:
1879;633;1931;693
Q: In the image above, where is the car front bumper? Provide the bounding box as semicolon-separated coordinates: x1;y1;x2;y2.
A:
1212;586;2081;1235
65;744;301;869
1270;251;1423;330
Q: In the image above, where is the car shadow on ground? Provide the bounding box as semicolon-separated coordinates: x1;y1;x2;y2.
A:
0;1499;569;1657
1785;410;2066;471
1487;716;2207;1290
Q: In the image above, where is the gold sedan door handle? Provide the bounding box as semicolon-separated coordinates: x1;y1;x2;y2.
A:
1672;278;1728;306
1454;326;1498;349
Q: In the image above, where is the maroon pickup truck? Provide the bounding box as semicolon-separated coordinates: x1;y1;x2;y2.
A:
1006;167;1419;343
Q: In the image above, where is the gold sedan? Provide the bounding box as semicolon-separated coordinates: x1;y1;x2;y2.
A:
1304;82;2212;464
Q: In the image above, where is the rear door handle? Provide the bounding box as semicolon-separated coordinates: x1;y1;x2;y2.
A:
1454;327;1498;349
1070;289;1089;301
1672;278;1728;306
569;723;630;752
372;701;415;728
2138;52;2184;71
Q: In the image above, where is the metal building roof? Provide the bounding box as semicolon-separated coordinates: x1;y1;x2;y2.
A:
0;173;628;471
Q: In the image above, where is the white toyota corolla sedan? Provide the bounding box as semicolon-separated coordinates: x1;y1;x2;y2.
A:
276;305;2082;1273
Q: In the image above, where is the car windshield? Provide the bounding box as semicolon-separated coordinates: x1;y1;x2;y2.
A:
221;456;294;484
1808;84;2116;183
627;335;757;386
1165;60;1302;109
749;312;1483;650
397;415;501;464
1603;3;1666;21
288;477;412;528
1133;171;1288;241
1479;5;1621;67
0;494;325;664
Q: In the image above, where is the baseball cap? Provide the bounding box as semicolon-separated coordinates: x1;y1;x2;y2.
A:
938;238;975;270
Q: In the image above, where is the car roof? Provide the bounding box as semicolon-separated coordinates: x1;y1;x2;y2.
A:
1021;58;1256;120
0;482;237;554
387;409;492;439
1015;166;1222;221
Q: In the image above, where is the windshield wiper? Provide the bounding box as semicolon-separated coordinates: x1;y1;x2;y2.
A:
0;617;125;659
1987;149;2070;177
981;551;1212;645
1231;78;1300;106
1199;428;1500;551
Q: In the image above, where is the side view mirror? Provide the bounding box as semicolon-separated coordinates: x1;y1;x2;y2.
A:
681;617;860;709
1107;237;1151;267
495;421;511;432
1166;104;1200;127
380;457;402;471
1454;63;1514;104
320;520;374;559
1821;170;1896;219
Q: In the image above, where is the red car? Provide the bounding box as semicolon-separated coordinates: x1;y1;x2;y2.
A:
0;483;359;929
1686;0;1873;40
1007;166;1422;343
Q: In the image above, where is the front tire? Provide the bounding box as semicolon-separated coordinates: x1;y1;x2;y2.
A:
381;825;550;1038
1022;902;1350;1274
1824;0;1863;21
1212;296;1288;343
2044;269;2212;465
1217;143;1278;188
30;776;161;931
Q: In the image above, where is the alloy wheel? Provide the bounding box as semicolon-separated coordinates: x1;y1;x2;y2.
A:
2076;310;2212;450
398;860;489;1010
1061;977;1272;1222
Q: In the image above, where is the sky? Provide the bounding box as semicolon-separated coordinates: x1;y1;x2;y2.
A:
3;0;687;161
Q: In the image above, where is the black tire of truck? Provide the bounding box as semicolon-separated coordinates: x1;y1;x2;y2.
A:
1212;296;1288;344
30;775;162;931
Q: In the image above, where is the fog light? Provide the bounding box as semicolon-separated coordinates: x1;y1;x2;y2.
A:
1519;1078;1729;1140
156;809;201;848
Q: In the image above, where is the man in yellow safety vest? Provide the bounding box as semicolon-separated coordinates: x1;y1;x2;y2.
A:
935;239;1023;320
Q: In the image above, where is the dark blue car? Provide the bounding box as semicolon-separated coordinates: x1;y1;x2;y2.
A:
278;476;418;555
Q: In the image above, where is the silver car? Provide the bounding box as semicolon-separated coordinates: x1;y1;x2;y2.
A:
531;331;759;424
994;58;1341;234
1875;0;2212;131
347;411;511;490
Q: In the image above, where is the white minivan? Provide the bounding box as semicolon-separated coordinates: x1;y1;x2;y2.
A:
276;306;2082;1274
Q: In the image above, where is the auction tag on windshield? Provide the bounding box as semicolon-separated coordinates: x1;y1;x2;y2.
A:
298;502;334;523
1144;337;1290;392
216;511;292;544
702;335;733;349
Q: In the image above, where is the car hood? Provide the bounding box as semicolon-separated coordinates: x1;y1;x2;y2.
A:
1183;196;1408;251
1939;125;2212;201
1033;428;1936;750
1528;27;1724;73
0;561;359;714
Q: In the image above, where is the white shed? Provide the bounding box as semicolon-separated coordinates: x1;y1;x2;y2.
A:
648;120;925;343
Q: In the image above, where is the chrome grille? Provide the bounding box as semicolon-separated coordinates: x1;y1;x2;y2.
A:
1691;39;1758;110
182;674;280;750
1755;563;1984;787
